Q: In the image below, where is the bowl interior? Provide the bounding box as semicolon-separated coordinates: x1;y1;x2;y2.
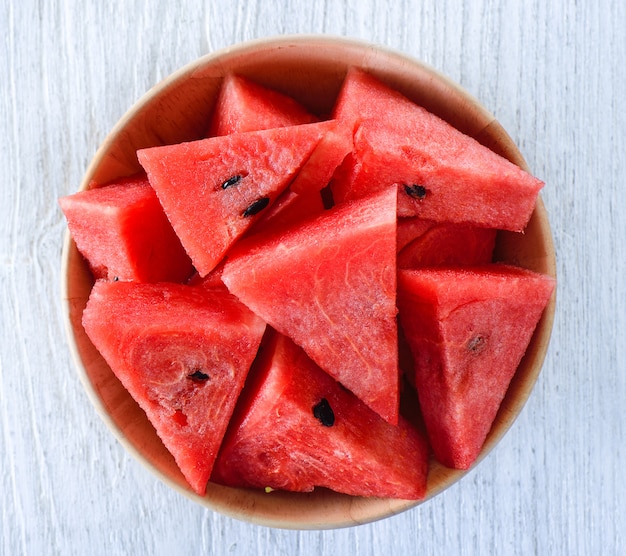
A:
61;35;556;529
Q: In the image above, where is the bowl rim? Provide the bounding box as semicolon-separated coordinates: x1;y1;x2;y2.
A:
61;34;556;530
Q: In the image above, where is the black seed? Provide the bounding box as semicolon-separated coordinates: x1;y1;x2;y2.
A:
221;174;243;189
404;183;428;200
188;369;210;383
312;398;335;427
242;197;270;217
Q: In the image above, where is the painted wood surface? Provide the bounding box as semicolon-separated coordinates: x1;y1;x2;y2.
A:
1;1;623;554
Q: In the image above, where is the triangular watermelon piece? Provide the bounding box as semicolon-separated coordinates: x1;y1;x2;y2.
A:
212;331;429;499
331;69;543;230
58;174;193;283
207;73;318;137
222;187;399;424
396;264;555;469
81;280;267;495
137;120;336;276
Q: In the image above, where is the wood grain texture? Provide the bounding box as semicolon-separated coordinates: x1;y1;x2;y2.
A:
1;0;624;554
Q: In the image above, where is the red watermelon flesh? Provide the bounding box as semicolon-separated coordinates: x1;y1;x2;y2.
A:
396;264;555;469
396;217;437;252
207;73;318;137
222;187;399;425
332;67;414;131
288;122;353;195
331;69;543;230
81;280;267;495
397;223;496;269
58;175;193;283
206;74;349;210
212;331;428;499
137;120;336;277
248;188;325;237
186;263;227;290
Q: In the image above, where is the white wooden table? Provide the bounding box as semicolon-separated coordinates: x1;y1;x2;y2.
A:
2;1;623;554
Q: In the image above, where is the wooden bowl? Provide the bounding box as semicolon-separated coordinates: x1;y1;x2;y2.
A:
61;35;556;529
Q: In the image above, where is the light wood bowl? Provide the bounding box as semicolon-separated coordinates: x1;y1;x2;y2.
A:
61;35;556;529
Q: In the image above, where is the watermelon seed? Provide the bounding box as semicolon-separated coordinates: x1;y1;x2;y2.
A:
404;184;428;200
188;369;210;383
312;398;335;427
242;197;270;217
221;174;243;189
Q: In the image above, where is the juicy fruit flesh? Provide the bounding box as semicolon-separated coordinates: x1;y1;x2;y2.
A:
397;265;555;469
331;68;544;230
137;120;336;276
397;222;496;268
207;73;318;136
58;176;193;283
212;332;429;499
222;187;400;425
81;281;266;495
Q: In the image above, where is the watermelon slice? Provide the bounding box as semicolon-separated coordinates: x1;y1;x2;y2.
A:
207;73;318;137
137;121;336;276
58;174;193;283
397;223;496;268
331;69;544;230
222;187;399;424
81;280;267;495
396;264;555;469
212;331;429;499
